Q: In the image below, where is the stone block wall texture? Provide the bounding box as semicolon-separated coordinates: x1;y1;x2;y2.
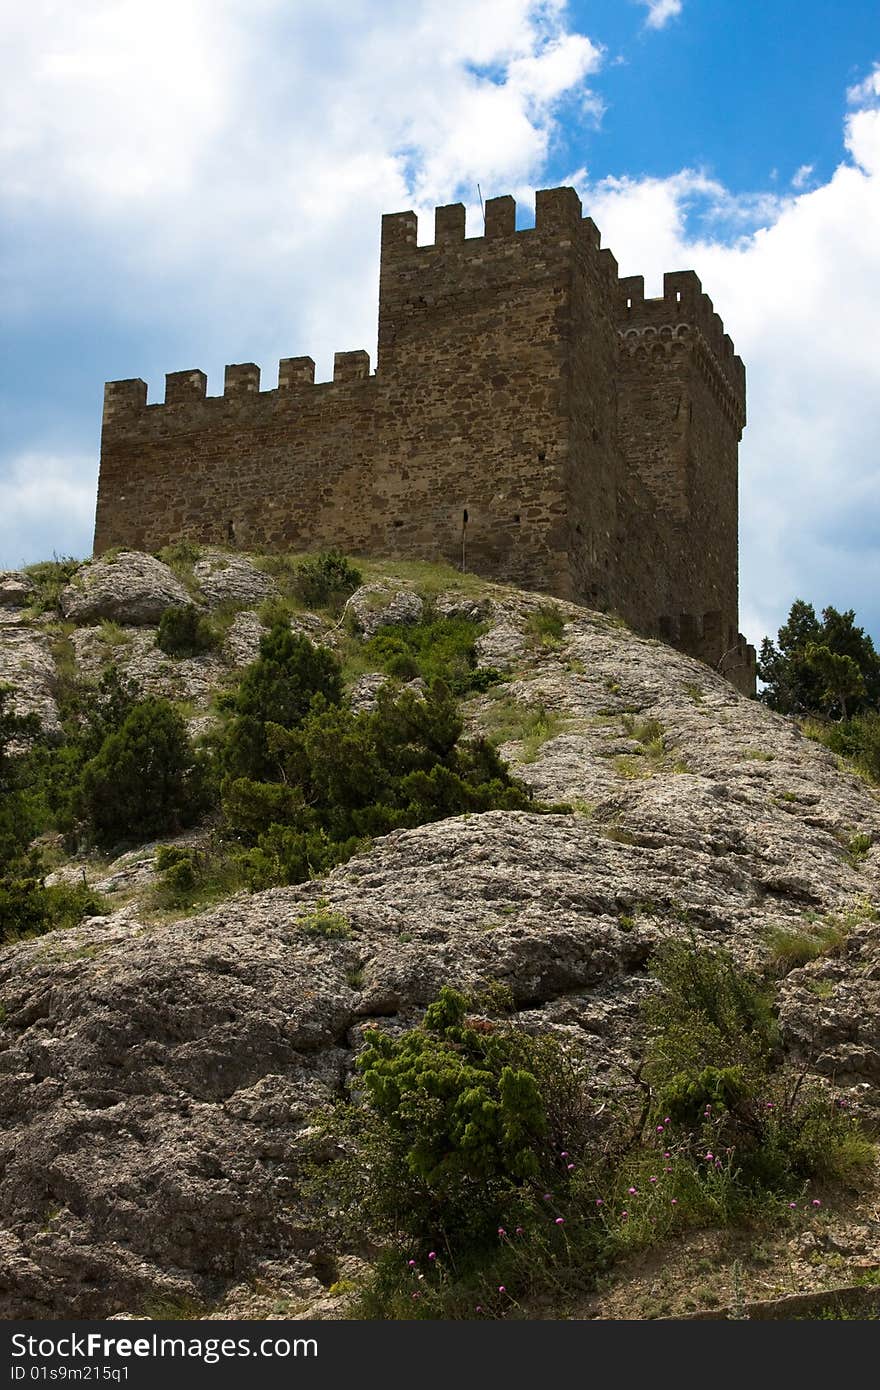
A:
94;186;755;692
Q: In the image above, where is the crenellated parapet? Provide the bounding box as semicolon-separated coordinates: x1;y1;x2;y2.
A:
617;272;746;435
102;350;374;427
379;186;621;283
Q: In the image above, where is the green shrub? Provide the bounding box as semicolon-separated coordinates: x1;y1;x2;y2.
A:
79;699;205;849
364;615;498;696
151;840;245;913
235;823;356;890
0;688;42;867
221;623;344;781
643;938;779;1085
231;619;341;737
0;873;108;945
291;551;362;609
209;623;529;890
296;899;352;938
154;844;203;908
656;1064;752;1127
30;667;140;841
22;556;81;614
641;939;872;1202
311;986;610;1317
156;605;220;657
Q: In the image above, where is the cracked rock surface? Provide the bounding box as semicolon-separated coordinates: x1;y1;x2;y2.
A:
1;555;879;1318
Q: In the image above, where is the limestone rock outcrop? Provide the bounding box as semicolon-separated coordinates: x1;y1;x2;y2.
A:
60;552;192;626
348;584;423;638
192;553;276;609
1;552;878;1319
0;572;34;608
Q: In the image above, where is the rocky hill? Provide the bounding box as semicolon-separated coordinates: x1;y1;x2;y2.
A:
0;549;878;1320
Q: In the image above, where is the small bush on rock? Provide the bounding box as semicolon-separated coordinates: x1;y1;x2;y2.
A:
365;614;498;695
222;676;534;886
642;939;872;1202
292;551;362;610
156;604;220;657
310;986;611;1316
296;899;352;938
22;556;81;614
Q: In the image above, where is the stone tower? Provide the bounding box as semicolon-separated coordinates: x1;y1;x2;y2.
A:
93;186;754;691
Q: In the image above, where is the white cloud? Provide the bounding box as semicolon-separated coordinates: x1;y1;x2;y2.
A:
847;62;880;106
0;1;604;567
637;1;683;31
791;163;814;189
0;1;603;368
0;454;98;566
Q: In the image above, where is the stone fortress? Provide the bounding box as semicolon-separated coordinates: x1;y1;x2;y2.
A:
94;185;755;693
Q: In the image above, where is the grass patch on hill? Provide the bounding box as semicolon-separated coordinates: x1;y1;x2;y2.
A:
480;697;567;763
525;602;567;650
612;714;690;778
766;900;877;974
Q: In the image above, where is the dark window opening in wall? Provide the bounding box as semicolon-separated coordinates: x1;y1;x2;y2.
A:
575;523;583;535
227;520;236;542
591;427;599;442
392;519;404;528
537;451;546;462
688;402;693;421
463;508;469;524
513;513;521;524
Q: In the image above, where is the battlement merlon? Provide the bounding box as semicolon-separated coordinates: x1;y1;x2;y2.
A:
102;378;147;427
618;270;746;421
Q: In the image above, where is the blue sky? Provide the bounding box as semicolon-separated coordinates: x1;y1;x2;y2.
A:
2;0;879;651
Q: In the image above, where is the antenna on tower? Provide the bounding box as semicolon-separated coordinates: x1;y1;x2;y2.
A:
477;183;485;231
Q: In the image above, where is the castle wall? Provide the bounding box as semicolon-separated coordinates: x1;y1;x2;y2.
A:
97;192;598;597
94;186;755;691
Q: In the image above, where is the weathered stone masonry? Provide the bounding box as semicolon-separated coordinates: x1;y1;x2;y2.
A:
94;185;755;692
